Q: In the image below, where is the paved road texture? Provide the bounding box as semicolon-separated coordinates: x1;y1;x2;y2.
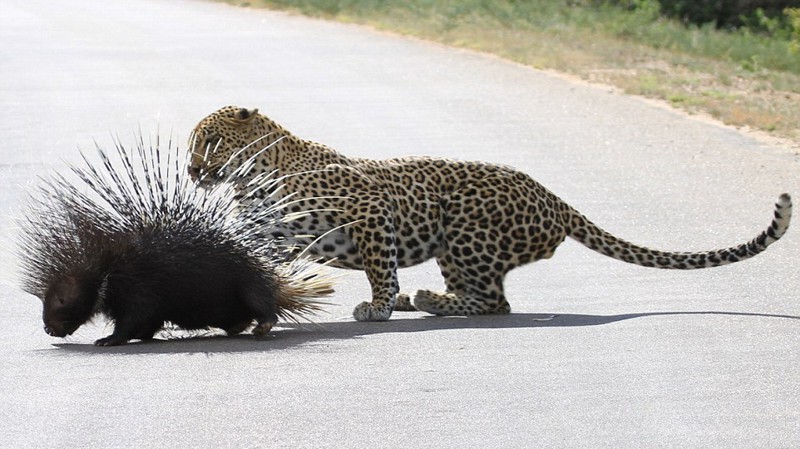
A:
1;0;798;447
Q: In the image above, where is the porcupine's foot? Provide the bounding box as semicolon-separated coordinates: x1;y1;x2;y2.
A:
251;320;277;337
353;301;393;321
393;293;417;312
94;335;129;347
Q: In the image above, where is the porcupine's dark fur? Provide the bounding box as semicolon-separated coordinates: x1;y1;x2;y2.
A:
17;135;334;346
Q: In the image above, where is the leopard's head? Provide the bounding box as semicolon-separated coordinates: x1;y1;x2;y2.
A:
188;105;272;185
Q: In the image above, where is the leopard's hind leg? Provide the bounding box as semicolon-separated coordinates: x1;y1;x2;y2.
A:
412;175;565;316
413;237;511;316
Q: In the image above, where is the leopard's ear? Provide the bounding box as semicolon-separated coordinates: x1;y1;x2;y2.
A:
235;108;258;122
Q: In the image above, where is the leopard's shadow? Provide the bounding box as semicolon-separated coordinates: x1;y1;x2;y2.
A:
52;310;798;355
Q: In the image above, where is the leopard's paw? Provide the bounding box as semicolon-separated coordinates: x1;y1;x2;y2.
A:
353;301;392;322
412;290;452;315
393;293;417;312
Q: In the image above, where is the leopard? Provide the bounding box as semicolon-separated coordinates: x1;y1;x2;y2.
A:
188;105;792;322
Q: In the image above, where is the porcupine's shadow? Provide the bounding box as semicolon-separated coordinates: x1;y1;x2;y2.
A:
52;310;799;355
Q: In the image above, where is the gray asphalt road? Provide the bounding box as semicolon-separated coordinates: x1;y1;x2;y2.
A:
1;0;798;447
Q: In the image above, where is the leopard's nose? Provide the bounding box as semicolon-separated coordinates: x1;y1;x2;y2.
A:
188;165;201;181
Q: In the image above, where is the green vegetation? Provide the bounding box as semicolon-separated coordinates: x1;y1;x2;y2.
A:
223;0;800;145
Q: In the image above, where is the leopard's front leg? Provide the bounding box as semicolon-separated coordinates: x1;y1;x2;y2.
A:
347;191;400;322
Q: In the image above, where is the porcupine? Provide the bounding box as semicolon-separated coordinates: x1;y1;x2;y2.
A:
16;135;334;346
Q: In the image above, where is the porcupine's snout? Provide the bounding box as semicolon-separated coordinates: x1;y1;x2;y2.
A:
43;320;77;338
44;324;65;337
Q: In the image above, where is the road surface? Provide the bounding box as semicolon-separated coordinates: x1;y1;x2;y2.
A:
1;0;798;447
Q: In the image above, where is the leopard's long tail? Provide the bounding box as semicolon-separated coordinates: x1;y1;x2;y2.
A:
564;193;791;269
